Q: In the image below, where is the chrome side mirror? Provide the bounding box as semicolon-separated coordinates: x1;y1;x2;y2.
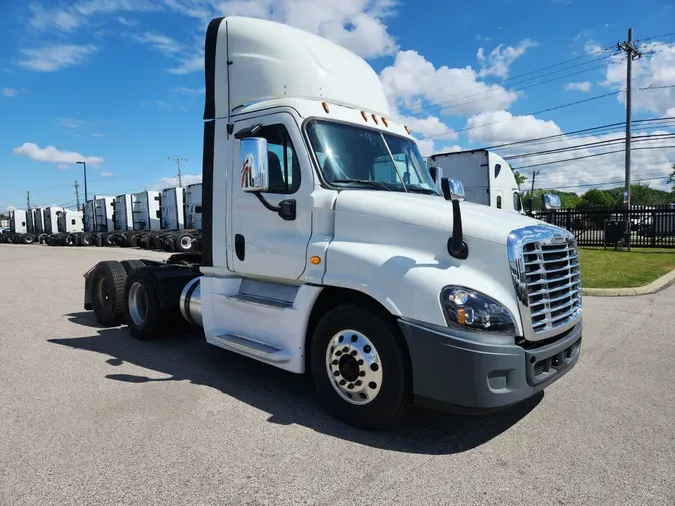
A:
240;137;269;192
542;193;561;210
428;166;443;193
441;177;465;201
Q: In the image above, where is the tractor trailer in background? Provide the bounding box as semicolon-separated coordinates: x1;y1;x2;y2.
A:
81;16;582;430
426;149;526;214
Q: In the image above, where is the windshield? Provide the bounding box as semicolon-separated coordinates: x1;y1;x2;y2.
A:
305;120;439;194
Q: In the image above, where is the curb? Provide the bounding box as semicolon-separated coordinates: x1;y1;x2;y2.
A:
582;268;675;297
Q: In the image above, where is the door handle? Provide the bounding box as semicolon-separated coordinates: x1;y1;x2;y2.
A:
235;234;245;261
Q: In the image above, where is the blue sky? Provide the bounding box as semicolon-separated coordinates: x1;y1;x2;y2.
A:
1;0;674;212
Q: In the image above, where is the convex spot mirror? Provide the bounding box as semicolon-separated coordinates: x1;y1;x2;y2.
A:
542;193;561;210
240;137;269;192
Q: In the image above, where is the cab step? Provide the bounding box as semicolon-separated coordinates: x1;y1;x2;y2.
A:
212;333;292;363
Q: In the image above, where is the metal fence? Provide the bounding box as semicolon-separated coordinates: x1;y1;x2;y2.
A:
533;205;675;248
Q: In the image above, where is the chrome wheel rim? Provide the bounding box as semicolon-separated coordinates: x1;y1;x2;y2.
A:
128;281;148;326
180;236;192;249
325;330;383;405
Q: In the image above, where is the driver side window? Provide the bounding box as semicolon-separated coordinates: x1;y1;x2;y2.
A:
243;124;300;194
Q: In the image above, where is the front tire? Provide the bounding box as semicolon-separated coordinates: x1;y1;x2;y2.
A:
310;304;411;430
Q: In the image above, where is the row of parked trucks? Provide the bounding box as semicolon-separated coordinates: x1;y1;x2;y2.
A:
1;183;202;252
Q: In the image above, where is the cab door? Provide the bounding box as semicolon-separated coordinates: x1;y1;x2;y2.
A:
228;112;314;279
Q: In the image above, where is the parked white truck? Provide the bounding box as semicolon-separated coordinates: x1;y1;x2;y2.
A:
427;149;526;214
81;16;582;430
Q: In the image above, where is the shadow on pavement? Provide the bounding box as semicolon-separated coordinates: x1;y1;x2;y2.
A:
53;312;543;455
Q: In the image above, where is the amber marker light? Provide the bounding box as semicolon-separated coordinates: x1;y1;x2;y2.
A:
322;102;330;113
381;117;388;127
361;111;368;122
310;256;321;265
404;125;411;135
371;114;378;124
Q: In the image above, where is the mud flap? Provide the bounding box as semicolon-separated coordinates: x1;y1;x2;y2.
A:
83;265;96;310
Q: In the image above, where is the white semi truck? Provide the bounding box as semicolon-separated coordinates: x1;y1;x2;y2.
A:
427;149;526;214
81;16;582;430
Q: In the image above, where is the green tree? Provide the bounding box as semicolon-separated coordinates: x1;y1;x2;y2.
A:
668;163;675;190
513;170;527;189
579;188;615;208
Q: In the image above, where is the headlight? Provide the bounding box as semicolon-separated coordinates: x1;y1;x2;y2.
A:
440;286;517;334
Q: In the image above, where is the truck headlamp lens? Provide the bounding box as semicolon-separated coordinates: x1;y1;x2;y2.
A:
440;286;516;334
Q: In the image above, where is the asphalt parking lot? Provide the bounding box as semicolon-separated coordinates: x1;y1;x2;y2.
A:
1;244;673;506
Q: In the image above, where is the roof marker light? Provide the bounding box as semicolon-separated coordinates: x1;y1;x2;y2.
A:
371;114;378;125
404;125;411;135
361;111;368;122
382;117;388;127
322;102;330;113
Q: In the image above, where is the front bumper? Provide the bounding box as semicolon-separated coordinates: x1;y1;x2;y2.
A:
398;319;582;413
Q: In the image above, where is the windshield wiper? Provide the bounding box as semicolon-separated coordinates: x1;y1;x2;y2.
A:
407;187;439;195
330;179;393;191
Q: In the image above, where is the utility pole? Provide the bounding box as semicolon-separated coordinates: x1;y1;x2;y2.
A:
617;28;643;251
26;190;31;210
74;181;81;211
169;157;186;187
529;170;539;214
77;161;88;203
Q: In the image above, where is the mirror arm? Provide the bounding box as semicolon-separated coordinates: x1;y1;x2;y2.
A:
252;192;296;221
447;199;469;259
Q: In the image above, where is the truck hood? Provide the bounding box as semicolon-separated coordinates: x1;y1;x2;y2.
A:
333;190;543;245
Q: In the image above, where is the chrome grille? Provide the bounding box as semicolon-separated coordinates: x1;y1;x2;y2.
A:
523;241;581;334
508;225;582;341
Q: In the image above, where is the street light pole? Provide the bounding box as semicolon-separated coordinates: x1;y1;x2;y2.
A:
77;161;88;203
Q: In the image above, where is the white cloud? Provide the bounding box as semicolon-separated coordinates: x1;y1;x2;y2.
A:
477;39;538;78
400;115;457;140
115;16;138;26
153;173;202;190
170;86;205;95
380;50;519;118
18;44;98;72
58;118;88;128
12;142;104;167
99;171;115;178
56;164;70;170
25;0;399;63
584;40;603;55
599;41;675;117
565;81;592;92
464;110;562;144
131;32;183;56
27;0;161;32
93;133;105;137
2;87;29;97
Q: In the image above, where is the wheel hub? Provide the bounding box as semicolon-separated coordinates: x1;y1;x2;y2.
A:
325;330;383;405
128;281;148;326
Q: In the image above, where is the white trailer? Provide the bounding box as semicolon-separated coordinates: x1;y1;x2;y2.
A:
185;183;203;230
4;209;37;244
33;207;46;234
82;16;582;430
129;190;162;249
84;201;95;233
43;207;61;235
426;149;526;214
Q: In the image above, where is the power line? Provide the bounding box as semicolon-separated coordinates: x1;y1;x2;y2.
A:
504;132;675;160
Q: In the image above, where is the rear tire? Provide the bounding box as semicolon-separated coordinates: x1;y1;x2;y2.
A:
120;259;147;274
174;233;193;253
90;260;128;326
123;268;181;340
310;303;412;430
23;234;35;244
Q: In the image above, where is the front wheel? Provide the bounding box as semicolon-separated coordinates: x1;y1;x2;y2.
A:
310;304;412;430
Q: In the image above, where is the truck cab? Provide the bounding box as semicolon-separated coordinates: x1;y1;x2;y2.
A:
82;16;582;430
427;149;526;215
